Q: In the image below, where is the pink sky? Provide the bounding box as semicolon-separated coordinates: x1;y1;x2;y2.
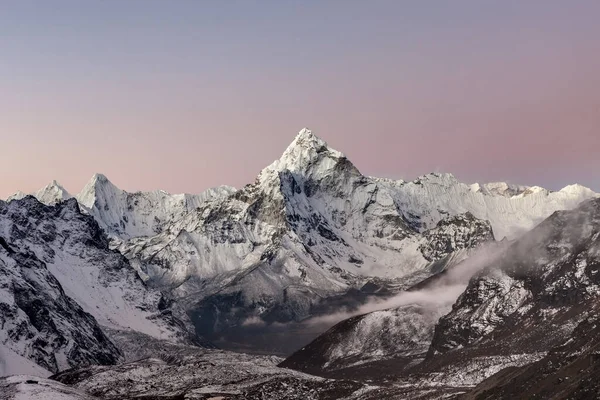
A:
1;1;599;198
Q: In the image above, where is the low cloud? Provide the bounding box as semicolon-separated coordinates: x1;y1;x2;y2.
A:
304;243;506;327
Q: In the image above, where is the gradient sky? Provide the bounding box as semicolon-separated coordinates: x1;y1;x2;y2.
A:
2;0;599;198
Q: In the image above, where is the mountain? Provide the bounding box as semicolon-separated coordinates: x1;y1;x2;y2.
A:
279;243;507;379
280;197;600;397
0;218;120;375
0;196;196;374
279;303;450;380
6;176;235;240
76;173;235;239
2;128;600;398
6;190;27;202
34;180;72;205
7;181;72;206
109;130;506;353
110;129;594;353
4;129;595;356
417;197;600;387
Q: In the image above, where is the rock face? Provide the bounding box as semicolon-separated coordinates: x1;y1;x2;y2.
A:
419;212;494;262
0;197;195;373
0;228;120;374
429;198;600;359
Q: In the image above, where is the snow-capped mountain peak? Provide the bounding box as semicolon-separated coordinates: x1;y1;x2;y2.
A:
6;190;27;202
34;180;72;205
76;173;122;210
289;128;332;152
6;181;72;205
260;128;360;186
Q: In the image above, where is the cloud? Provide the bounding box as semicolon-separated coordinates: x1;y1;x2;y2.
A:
304;243;506;327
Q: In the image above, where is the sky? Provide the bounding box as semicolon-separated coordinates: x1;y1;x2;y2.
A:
1;0;599;198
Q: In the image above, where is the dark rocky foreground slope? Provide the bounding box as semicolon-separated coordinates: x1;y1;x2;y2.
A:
462;314;600;399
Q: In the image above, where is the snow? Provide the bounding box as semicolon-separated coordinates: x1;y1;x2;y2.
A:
0;346;51;378
47;129;594;341
34;180;72;205
6;191;27;202
0;197;193;355
75;173;236;239
386;172;596;240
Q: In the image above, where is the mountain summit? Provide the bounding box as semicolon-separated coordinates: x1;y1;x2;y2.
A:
31;180;72;205
261;128;360;181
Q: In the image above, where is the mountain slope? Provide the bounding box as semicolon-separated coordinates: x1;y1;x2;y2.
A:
279;243;506;378
0;230;121;374
399;197;600;388
281;198;600;395
0;375;99;400
463;314;600;399
0;197;195;353
111;131;501;354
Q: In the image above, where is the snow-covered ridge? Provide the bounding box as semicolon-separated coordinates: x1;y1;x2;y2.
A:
4;128;596;306
388;171;597;239
7;174;236;239
75;173;237;238
6;128;596;241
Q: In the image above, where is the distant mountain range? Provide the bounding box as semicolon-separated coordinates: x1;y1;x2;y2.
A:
2;129;599;399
